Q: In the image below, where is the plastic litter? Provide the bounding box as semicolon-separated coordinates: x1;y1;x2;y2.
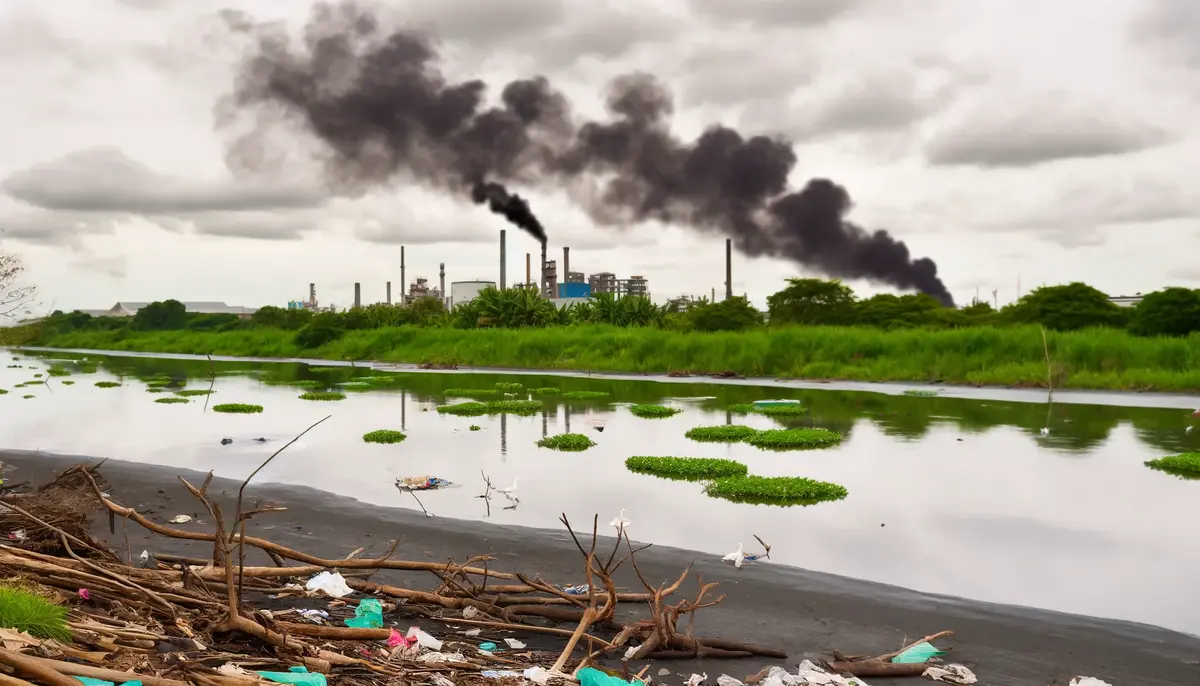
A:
406;626;443;650
387;628;411;648
462;605;480;619
168;515;192;524
562;584;590;595
1069;679;1113;686
463;628;481;637
396;476;453;491
138;550;149;564
685;674;707;686
7;529;25;541
578;666;636;686
478;641;499;652
77;589;90;601
759;661;870;686
299;609;329;624
523;666;552;685
344;598;383;628
891;641;945;664
481;671;520;679
74;678;142;686
923;664;977;684
503;637;527;649
256;666;328;686
717;677;744;686
304;571;354;598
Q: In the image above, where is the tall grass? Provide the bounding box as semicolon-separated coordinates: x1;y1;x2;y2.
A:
29;324;1200;391
0;586;71;640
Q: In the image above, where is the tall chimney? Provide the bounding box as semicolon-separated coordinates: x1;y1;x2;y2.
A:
540;242;548;298
724;238;733;300
354;282;361;308
308;283;315;303
439;262;446;309
400;246;406;305
386;281;392;305
525;253;531;287
562;246;570;297
499;229;507;290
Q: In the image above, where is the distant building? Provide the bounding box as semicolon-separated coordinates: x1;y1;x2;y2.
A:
588;272;618;294
1109;294;1144;308
586;272;649;297
102;301;258;319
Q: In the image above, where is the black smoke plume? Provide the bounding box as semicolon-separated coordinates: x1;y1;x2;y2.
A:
222;1;954;305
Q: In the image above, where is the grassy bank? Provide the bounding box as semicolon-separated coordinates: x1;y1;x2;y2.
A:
23;324;1200;392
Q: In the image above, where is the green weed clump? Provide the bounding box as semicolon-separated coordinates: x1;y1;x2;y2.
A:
145;388;167;393
469;425;482;431
438;401;489;416
754;404;807;417
0;389;7;395
537;433;596;451
706;475;849;506
445;388;500;399
685;425;758;443
363;429;407;444
155;397;190;404
528;387;560;395
46;368;70;377
60;380;74;386
94;381;121;388
747;428;843;450
495;382;524;392
562;390;610;400
1144;453;1200;477
175;389;213;397
299;391;347;401
338;381;374;391
903;389;940;397
726;403;755;413
438;399;541;416
628;404;682;419
22;395;34;399
0;586;71;641
212;403;263;414
625;456;747;481
32;373;42;378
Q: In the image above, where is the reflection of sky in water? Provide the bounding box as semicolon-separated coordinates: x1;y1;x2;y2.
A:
2;355;1200;635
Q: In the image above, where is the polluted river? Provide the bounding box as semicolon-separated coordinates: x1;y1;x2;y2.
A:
3;349;1199;638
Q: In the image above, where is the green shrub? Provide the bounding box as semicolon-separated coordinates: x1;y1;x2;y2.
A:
685;425;758;443
562;390;610;400
747;428;843;450
0;586;71;641
155;397;190;404
625;456;747;480
1145;453;1200;477
175;389;213;397
212;403;263;414
706;475;848;506
628;404;682;419
94;381;121;388
537;433;596;451
299;391;347;401
363;429;407;444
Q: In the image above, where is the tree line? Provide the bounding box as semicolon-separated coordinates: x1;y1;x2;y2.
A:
30;279;1200;349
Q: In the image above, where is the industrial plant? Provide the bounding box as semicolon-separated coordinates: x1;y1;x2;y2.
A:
288;232;738;312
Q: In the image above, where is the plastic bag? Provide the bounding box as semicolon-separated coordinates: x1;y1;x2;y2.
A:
578;667;636;686
256;666;328;686
344;599;383;628
305;571;353;598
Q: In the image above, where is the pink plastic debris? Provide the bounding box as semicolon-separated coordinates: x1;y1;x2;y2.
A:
387;628;411;648
77;588;91;600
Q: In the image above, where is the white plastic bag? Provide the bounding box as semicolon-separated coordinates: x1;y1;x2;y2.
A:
304;571;354;598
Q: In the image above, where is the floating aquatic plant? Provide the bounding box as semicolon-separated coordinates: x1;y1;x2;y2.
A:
536;433;596;451
212;403;263;414
625;456;747;481
145;388;167;393
60;380;74;386
528;387;560;395
437;401;489;416
299;391;347;401
747;428;842;451
495;382;524;392
22;395;34;399
705;475;848;506
155;397;190;404
903;389;940;397
338;382;374;391
94;381;121;389
684;425;758;443
469;425;482;431
438;399;541;416
46;368;70;377
175;389;213;397
32;373;42;378
445;388;501;399
363;429;407;444
562;390;610;400
1145;452;1200;478
628;404;682;419
0;389;6;395
724;402;805;417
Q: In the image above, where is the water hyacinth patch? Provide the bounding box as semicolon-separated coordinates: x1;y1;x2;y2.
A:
363;429;407;444
338;382;374;391
625;456;748;481
445;388;501;399
438;400;541;416
1145;452;1200;478
747;428;843;451
299;391;347;401
155;397;190;404
59;380;75;386
528;387;560;395
46;368;70;377
706;475;849;506
145;388;167;393
685;425;758;443
175;389;214;397
495;382;524;392
628;404;682;419
22;395;34;399
438;401;489;416
725;402;805;417
0;389;7;395
94;381;121;388
212;403;263;414
469;425;482;431
536;433;596;451
562;390;610;400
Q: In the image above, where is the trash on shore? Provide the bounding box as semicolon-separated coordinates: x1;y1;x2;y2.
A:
396;475;454;491
821;630;957;678
924;664;977;683
1069;679;1112;686
0;462;785;686
167;514;192;523
722;535;771;569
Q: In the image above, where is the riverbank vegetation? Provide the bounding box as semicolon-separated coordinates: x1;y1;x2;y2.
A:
1144;453;1200;478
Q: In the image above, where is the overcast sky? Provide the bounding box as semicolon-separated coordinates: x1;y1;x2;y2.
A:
1;0;1198;313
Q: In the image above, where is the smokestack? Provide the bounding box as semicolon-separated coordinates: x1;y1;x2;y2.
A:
541;242;548;298
725;238;733;300
354;282;361;308
400;246;406;305
563;246;570;295
525;253;531;287
439;262;446;309
386;281;392;305
309;283;315;303
499;229;507;290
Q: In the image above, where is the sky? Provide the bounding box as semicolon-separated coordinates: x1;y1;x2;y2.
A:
1;0;1198;314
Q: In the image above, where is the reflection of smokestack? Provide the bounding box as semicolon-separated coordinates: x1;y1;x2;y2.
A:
725;238;733;300
401;246;406;304
563;246;570;297
386;281;392;305
354;282;361;308
541;242;548;298
525;253;531;287
500;229;507;290
439;262;446;309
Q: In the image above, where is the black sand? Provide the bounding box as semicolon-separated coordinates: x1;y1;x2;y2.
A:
3;449;1196;686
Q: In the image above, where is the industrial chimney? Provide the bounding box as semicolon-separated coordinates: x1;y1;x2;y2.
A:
499;229;507;290
562;246;570;299
400;246;406;305
540;242;548;298
308;283;315;304
724;238;733;300
354;282;361;308
439;262;446;309
386;281;392;305
525;253;531;287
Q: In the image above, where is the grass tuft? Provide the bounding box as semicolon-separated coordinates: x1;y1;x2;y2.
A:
363;429;407;444
1144;452;1200;478
628;404;682;419
747;428;843;450
212;403;263;414
299;391;347;401
685;425;758;443
706;475;849;506
536;433;596;451
0;586;71;641
625;456;747;481
154;397;190;404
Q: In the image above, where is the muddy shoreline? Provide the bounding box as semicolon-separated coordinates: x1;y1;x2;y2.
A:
13;345;1200;409
2;450;1196;685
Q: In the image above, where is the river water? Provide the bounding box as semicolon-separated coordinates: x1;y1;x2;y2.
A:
4;349;1200;634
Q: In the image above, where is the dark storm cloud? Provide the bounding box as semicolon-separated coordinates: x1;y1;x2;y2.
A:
220;1;956;304
2;148;326;213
